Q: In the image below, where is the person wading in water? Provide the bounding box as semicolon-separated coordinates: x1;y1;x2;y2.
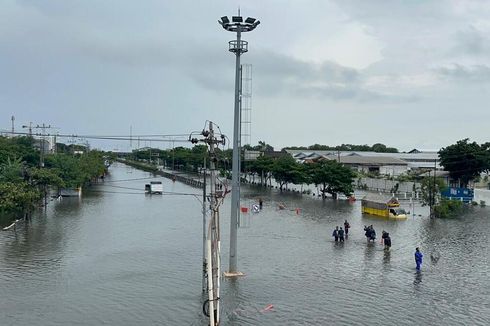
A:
332;226;339;242
344;220;350;238
415;247;423;271
338;227;345;242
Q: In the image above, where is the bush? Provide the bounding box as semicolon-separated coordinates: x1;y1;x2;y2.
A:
434;199;463;218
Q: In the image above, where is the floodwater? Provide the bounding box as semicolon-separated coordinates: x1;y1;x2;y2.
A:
1;163;489;325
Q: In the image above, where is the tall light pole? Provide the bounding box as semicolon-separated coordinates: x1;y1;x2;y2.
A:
219;14;260;276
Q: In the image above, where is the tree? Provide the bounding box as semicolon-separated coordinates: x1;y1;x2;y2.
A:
307;160;356;199
248;155;274;186
0;156;25;183
27;167;64;187
0;182;40;216
254;141;274;152
419;177;447;207
372;143;398;153
282;143;399;153
271;156;304;191
438;139;490;187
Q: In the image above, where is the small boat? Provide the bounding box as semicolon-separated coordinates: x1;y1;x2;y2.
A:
361;194;407;220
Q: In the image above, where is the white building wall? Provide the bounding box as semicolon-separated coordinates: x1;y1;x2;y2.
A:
379;165;408;176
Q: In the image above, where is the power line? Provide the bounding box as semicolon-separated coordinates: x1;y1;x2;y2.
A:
103;176;166;183
1;130;190;143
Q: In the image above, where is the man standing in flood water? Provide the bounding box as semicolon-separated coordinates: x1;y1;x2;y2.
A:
332;226;339;242
415;247;423;271
338;227;345;242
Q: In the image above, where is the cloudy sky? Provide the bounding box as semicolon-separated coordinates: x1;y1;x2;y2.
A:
1;0;489;151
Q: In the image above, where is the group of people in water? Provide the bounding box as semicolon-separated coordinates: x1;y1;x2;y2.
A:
332;222;424;270
332;220;350;242
263;198;424;270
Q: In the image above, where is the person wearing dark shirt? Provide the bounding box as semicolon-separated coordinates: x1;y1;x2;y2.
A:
383;233;391;250
332;226;339;242
344;220;350;237
338;227;345;242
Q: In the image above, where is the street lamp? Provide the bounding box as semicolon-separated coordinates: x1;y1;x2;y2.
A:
219;13;260;276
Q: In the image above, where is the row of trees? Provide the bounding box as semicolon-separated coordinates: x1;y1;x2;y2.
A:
285;143;399;153
245;155;356;198
127;142;356;198
130;144;227;172
0;136;106;220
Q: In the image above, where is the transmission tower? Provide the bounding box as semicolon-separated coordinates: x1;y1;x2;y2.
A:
240;64;253;147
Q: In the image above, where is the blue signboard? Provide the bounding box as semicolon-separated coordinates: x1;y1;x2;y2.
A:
440;187;474;202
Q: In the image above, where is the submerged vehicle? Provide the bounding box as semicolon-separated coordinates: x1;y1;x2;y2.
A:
361;194;407;219
145;181;163;195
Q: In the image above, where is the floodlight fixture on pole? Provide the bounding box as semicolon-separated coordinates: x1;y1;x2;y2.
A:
219;13;260;277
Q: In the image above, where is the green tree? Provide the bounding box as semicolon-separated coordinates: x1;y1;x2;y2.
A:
307;160;356;199
0;182;40;216
420;177;447;207
248;156;274;186
438;139;490;187
254;141;274;152
0;136;39;167
271;156;304;191
372;143;398;153
0;156;25;183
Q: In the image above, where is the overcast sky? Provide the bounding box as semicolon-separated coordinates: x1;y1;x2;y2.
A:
1;0;489;151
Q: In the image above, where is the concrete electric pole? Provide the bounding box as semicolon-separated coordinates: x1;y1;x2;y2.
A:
190;122;226;326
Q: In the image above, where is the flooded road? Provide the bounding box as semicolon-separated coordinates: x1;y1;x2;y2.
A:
1;163;489;325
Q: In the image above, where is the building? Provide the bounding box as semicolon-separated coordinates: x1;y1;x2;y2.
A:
33;136;56;154
243;150;261;161
335;155;408;176
286;149;440;171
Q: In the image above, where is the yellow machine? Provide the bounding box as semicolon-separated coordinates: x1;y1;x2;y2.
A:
361;194;408;219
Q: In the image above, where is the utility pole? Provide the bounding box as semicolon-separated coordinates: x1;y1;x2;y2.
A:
172;139;175;170
34;123;52;168
190;122;226;326
130;125;133;149
428;170;432;217
202;157;207;293
219;12;260;276
11;115;15;136
32;123;52;208
22;122;33;137
432;158;437;218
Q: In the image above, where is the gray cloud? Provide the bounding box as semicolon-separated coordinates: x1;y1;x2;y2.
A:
453;25;490;56
437;64;490;82
2;0;490;151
